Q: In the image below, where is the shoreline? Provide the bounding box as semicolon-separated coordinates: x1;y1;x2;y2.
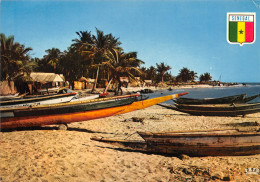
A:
78;83;249;95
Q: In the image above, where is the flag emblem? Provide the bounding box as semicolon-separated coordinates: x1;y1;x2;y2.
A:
227;12;256;46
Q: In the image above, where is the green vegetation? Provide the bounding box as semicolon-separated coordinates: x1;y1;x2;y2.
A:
1;30;215;92
0;33;36;84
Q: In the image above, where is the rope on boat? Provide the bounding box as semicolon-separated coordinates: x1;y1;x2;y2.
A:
124;132;138;140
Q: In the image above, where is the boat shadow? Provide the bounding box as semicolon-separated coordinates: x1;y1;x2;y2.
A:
156;113;190;116
96;145;181;158
223;121;260;127
67;127;113;134
0;126;113;134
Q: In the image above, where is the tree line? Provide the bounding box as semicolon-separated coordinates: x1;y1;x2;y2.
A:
0;29;213;93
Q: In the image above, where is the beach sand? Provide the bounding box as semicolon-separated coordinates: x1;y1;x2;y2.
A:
1;105;260;182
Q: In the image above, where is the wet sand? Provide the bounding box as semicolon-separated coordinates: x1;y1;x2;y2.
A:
1;105;259;182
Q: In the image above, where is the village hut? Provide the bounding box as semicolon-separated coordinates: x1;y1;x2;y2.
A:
74;77;95;90
144;80;152;87
29;72;65;94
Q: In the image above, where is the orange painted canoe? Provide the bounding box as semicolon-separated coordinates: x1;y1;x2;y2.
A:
0;92;188;129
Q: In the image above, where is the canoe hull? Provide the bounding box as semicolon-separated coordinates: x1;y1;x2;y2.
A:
91;138;260;156
0;93;186;129
0;93;77;108
175;103;260;116
174;94;247;105
159;103;260;116
92;129;260;156
138;129;260;156
145;143;260;156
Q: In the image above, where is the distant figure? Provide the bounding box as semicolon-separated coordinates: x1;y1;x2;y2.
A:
242;83;247;86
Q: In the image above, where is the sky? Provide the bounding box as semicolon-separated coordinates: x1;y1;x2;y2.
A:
1;0;260;82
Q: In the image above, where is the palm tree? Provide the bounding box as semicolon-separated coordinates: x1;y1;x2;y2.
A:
103;50;143;94
199;72;212;83
0;33;35;83
146;66;157;83
42;48;62;73
140;67;147;81
190;71;198;82
58;47;88;89
73;28;122;92
156;62;171;83
177;67;191;83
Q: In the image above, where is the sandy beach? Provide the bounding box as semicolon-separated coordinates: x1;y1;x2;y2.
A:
1;103;260;182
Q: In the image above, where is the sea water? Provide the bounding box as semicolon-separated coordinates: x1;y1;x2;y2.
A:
147;83;260;104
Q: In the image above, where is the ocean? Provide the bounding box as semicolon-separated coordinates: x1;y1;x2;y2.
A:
147;83;260;104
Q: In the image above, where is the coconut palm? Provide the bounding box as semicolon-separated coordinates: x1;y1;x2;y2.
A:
146;66;157;83
0;33;35;83
73;28;122;92
156;62;171;83
42;48;62;73
177;67;191;82
199;72;212;83
103;51;143;94
140;67;147;81
190;71;198;82
58;47;88;89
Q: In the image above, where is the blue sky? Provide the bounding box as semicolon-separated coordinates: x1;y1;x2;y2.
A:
1;0;260;82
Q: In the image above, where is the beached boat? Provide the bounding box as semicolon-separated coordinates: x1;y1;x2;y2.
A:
0;92;77;108
72;92;122;102
91;129;260;156
37;87;60;94
173;93;250;105
0;93;27;101
0;93;19;99
72;94;99;102
140;89;154;94
158;102;260;116
0;92;188;129
243;93;260;103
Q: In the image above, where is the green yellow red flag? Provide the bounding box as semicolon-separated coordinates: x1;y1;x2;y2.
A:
227;13;255;46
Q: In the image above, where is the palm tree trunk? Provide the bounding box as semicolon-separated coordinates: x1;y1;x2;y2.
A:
92;66;100;92
161;74;164;83
104;78;113;93
116;77;123;95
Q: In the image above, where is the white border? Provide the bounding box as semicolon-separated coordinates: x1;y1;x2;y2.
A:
227;12;256;46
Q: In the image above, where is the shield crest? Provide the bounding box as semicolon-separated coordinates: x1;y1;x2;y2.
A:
227;12;256;46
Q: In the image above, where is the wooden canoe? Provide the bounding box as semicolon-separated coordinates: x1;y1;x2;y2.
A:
92;129;260;156
173;93;247;105
158;102;260;116
138;129;260;156
1;97;137;118
0;92;77;108
0;92;187;129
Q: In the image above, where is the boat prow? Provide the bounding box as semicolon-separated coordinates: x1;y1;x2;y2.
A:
91;137;147;151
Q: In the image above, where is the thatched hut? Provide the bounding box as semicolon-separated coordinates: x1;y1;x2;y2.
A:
29;72;65;94
74;77;95;90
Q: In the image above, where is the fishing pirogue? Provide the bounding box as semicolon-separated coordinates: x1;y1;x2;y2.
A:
91;129;260;156
158;102;260;116
0;92;188;129
0;92;77;108
173;93;260;105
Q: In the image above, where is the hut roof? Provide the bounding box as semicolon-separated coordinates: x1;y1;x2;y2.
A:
79;77;94;82
144;80;152;83
30;72;64;82
120;77;129;82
